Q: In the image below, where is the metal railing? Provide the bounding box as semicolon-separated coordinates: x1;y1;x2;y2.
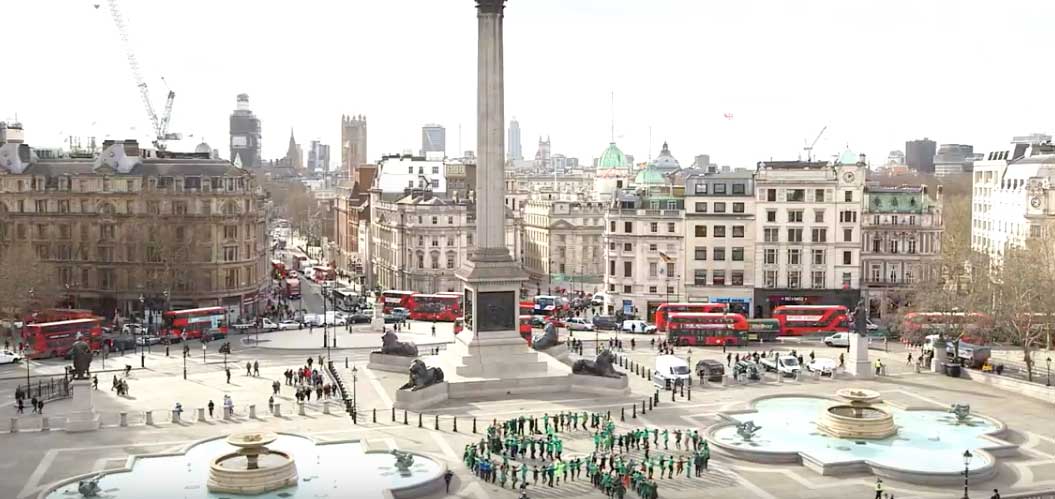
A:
17;376;70;402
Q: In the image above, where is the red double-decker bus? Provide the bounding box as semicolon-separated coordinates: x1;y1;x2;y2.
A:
161;307;228;341
379;290;415;314
900;312;990;342
772;305;849;336
664;312;749;347
22;318;104;359
271;260;287;279
408;294;462;321
519;301;534;316
654;302;729;332
24;308;96;325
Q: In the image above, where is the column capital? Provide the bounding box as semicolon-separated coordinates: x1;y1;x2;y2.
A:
476;0;505;14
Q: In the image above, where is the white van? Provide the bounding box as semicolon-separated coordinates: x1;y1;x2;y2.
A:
652;355;692;389
921;334;943;353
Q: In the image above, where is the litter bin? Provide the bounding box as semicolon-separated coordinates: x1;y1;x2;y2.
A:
943;363;962;378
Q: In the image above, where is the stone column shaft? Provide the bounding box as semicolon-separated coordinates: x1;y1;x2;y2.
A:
473;0;509;260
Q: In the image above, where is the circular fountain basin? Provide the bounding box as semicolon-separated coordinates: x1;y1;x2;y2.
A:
816;404;897;439
207;432;298;495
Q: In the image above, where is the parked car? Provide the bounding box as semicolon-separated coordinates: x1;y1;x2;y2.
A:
761;355;802;376
277;320;301;330
0;349;23;365
564;318;595;331
384;307;409;323
695;359;725;382
591;293;606;306
260;318;280;330
591;315;619;330
807;357;838;376
622;320;656;334
135;335;162;346
346;312;372;324
122;323;146;336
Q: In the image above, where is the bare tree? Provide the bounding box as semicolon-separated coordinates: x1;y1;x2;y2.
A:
0;243;62;321
988;238;1055;382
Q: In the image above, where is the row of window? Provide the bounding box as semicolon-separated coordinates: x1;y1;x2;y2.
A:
53;264;257;293
6;176;248;194
760;248;854;266
28;242;251;263
608;260;677;278
760;270;854;289
762;188;854;203
692;201;746;214
3;198;248;216
762;209;859;223
693;225;746;238
608;284;679;295
0;222;254;243
693;246;746;261
412;252;458;270
761;227;854;243
692;182;749;195
608;221;679;234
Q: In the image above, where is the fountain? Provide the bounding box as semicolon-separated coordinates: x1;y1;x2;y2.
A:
207;432;299;495
816;388;897;439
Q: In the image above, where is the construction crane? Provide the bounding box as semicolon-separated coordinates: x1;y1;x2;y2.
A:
103;0;180;150
803;125;827;162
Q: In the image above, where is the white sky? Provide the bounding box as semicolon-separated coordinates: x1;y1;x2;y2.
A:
4;0;1054;168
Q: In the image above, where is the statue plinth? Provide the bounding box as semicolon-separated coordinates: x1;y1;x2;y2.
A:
65;380;100;433
368;352;418;373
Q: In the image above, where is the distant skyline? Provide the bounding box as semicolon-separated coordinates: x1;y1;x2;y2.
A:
6;0;1055;168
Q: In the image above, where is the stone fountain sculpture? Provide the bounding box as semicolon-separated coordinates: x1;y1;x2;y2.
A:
391;450;415;476
399;360;445;391
532;322;560;350
378;329;419;357
950;403;971;424
77;474;102;497
816;388;897;439
208;432;299;495
736;421;762;441
572;350;624;378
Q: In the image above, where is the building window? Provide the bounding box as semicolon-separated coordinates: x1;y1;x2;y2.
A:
713;202;726;213
812;249;825;265
666;262;675;276
788;270;801;289
223;246;238;262
871;265;881;282
787;228;803;242
788;189;805;202
733;202;745;213
58;224;71;240
788;210;803;223
811;271;825;289
667;222;675;233
767;189;777;201
694;247;707;260
649;243;658;252
764;248;776;265
99;268;114;290
766;210;776;222
714;226;726;238
695;183;708;194
147;201;161;215
840;210;858;223
764;270;777;288
650;222;658;233
431;237;439;247
624;261;632;277
842;272;853;287
58;200;69;213
844;190;853;202
694;269;707;286
609;260;616;276
732;247;744;261
842;251;852;265
731;270;744;286
787;248;801;265
694;225;707;237
225;269;238;289
610;221;616;232
732;225;745;238
623;243;632;251
431;253;439;269
872;238;881;253
713;248;726;261
732;183;746;195
649;286;658;294
100;224;115;241
695;202;708;213
814;210;825;223
624;222;633;233
764;228;779;242
623;285;632;293
908;239;917;254
841;228;852;242
815;189;825;202
889;240;898;254
173;201;188;215
712;183;726;194
649;262;658;278
224;225;238;240
811;228;827;242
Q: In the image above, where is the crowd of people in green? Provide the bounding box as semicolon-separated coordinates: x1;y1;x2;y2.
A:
461;410;712;498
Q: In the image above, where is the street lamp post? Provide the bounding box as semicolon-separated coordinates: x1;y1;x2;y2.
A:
202;342;207;363
25;288;34;391
138;295;146;368
182;344;188;380
1047;356;1052;387
962;449;972;499
352;365;358;421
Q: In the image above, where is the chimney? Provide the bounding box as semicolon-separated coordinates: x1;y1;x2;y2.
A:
123;140;140;157
0;122;25;144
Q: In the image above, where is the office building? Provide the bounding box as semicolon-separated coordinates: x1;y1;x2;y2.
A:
523;199;605;295
905;138;937;173
421;124;446;156
933;144;975;177
507;118;522;161
307;140;330;176
375;153;446;193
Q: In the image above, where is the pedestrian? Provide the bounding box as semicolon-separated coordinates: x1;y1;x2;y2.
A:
226;367;231;384
839;352;845;368
246;361;252;376
92;375;98;390
874;478;883;499
30;397;38;414
432;323;437;337
727;353;732;367
907;352;913;365
253;360;260;376
444;470;454;493
874;358;883;376
991;489;1001;499
208;400;215;417
37;400;44;414
268;396;275;413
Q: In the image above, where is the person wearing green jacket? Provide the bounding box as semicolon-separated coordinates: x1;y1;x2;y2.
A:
662;429;670;449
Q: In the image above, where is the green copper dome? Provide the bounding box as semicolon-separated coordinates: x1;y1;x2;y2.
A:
598;142;627;169
634;166;667;185
837;148;860;165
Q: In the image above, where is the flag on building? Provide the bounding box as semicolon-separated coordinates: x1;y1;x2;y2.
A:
659;252;671;263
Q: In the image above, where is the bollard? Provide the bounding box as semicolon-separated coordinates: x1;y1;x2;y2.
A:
654;391;660;405
392;407;396;422
688;385;692;401
473;417;477;433
373;408;378;423
435;415;439;430
145;410;154;426
672;387;676;402
9;417;17;433
642;400;646;414
454;417;458;432
197;408;206;422
41;416;50;432
404;410;408;425
418;413;423;428
172;410;181;424
323;401;331;415
632;404;637;419
352;407;357;424
298;403;306;416
249;404;257;419
621;407;625;422
345;357;349;369
648;398;653;411
273;403;282;417
119;412;127;427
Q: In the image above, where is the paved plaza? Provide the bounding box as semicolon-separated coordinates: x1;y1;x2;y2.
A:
1;322;1054;499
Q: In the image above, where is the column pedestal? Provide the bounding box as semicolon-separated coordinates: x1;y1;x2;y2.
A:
65;380;100;433
847;333;874;379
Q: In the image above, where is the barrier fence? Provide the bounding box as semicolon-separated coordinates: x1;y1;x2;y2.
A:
16;376;70;403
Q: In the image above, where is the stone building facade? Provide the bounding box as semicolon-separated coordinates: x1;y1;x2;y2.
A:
0;136;269;322
522;198;605;296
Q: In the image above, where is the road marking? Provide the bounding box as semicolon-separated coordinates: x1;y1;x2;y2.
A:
430;431;460;460
893;389;946;407
723;465;778;499
19;448;58;499
362;367;393;408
